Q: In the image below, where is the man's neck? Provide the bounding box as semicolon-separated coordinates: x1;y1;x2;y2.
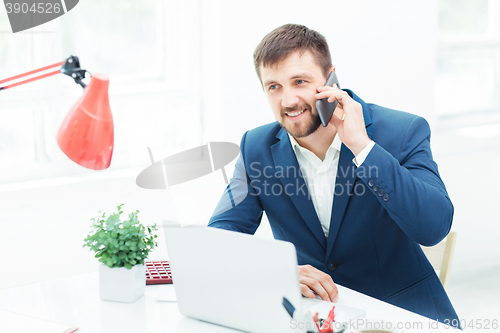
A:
294;124;337;161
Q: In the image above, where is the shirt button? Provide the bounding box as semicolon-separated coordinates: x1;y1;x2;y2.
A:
373;185;379;192
383;194;390;202
327;262;337;271
378;189;384;197
368;179;375;187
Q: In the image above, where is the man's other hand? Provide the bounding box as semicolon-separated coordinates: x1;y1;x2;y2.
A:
298;264;339;302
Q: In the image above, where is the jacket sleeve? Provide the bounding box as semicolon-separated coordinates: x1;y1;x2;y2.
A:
208;131;264;234
356;116;453;246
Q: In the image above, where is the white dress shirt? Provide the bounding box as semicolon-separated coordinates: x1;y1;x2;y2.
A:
288;133;374;237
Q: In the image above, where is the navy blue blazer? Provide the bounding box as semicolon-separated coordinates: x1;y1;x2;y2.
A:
209;90;458;322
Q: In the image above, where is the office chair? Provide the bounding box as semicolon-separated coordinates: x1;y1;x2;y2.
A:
420;231;458;289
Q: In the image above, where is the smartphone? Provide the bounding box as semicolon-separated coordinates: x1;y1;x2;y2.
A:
316;71;340;127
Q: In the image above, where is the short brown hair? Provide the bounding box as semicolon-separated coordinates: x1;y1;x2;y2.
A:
253;24;332;82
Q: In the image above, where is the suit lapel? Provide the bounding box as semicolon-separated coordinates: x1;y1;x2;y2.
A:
325;144;356;257
326;90;373;258
271;129;327;250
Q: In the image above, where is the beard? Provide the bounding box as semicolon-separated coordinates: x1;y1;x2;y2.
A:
278;102;322;138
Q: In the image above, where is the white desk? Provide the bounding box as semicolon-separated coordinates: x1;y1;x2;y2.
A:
0;272;461;333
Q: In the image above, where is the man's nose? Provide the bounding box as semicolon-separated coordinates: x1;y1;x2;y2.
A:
281;88;299;108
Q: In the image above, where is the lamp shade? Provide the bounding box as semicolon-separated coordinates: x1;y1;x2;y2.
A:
57;73;114;170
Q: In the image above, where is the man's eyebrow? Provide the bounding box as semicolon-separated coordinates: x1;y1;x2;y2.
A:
263;73;315;87
290;73;314;80
262;79;276;87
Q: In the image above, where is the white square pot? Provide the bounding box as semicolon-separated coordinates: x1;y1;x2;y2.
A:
99;263;145;303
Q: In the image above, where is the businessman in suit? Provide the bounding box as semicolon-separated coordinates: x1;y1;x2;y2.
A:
208;24;459;322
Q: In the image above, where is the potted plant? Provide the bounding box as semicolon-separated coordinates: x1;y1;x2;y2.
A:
83;204;158;302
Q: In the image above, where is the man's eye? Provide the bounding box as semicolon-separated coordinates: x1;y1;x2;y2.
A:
296;80;305;85
269;84;278;90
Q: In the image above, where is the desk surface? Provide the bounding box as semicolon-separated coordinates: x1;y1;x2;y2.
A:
0;272;461;333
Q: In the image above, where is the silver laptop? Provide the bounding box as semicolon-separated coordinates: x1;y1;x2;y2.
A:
164;226;364;333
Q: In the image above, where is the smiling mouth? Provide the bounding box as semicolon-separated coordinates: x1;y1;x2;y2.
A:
285;109;306;117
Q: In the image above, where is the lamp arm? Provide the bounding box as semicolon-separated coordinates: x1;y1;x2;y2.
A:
0;60;64;90
0;55;89;91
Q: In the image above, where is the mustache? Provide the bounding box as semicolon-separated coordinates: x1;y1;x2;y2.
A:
280;103;312;116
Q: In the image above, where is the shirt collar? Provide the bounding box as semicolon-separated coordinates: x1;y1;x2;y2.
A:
288;132;342;154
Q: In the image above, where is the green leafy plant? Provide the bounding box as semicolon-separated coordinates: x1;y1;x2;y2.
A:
83;204;158;269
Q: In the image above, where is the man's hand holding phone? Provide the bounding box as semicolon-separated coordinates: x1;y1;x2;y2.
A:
316;83;371;157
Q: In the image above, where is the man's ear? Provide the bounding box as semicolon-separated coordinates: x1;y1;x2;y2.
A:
323;65;335;80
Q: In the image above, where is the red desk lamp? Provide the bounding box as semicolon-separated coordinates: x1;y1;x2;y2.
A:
0;56;114;170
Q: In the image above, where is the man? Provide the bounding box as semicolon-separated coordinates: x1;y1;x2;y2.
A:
208;23;458;322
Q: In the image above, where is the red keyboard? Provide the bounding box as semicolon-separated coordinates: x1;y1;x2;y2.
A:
145;260;173;284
